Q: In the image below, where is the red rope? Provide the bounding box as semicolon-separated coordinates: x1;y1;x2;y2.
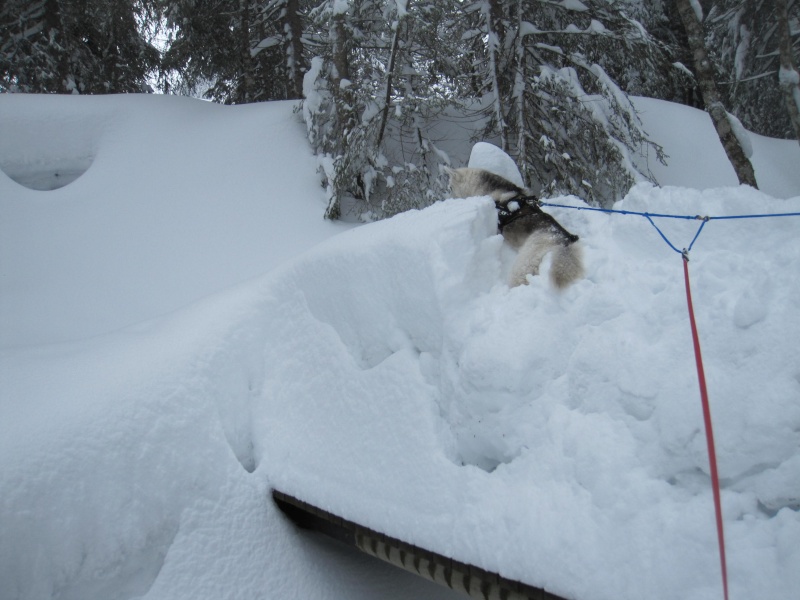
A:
682;254;729;600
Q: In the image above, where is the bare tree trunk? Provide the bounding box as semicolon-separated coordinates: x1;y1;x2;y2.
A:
43;0;69;93
238;0;253;103
376;1;410;149
105;7;120;93
283;0;306;100
776;0;800;145
330;10;354;143
676;0;758;188
514;0;528;186
485;0;508;151
325;8;355;220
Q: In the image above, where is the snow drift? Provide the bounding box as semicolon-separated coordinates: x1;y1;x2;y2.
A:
258;185;800;600
1;93;799;600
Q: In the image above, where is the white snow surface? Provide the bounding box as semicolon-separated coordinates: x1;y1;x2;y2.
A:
468;141;524;188
1;93;800;600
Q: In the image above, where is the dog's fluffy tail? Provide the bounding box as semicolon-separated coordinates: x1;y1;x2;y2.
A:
509;231;584;289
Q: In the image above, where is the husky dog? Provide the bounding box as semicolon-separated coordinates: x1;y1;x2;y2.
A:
448;167;584;289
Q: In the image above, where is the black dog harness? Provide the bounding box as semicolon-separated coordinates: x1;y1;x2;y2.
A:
495;195;539;232
495;195;579;244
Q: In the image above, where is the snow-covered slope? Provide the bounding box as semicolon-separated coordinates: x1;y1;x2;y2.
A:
0;93;456;600
632;96;800;199
1;93;799;600
0;94;352;348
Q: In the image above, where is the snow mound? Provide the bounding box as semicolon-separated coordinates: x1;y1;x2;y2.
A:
631;96;800;199
259;185;800;600
468;141;524;187
2;93;799;600
0;94;352;348
0;94;450;600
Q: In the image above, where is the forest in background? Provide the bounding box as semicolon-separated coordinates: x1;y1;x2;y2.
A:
2;0;799;218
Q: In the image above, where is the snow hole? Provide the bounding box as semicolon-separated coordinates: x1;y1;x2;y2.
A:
2;157;95;190
0;107;101;191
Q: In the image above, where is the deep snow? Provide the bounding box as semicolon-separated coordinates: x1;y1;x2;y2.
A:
1;93;799;600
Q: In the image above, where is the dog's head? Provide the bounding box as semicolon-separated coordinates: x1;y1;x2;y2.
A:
447;167;524;203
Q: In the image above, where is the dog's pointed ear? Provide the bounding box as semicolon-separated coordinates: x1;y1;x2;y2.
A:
443;167;461;186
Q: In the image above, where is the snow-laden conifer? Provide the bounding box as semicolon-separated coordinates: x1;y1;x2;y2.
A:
1;0;160;94
160;0;308;103
705;0;800;140
466;0;671;206
302;0;454;220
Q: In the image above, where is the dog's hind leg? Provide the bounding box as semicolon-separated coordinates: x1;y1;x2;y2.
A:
548;242;584;289
508;231;584;289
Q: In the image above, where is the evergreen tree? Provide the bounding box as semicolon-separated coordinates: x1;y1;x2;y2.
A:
282;0;306;99
776;0;800;144
1;0;160;93
705;0;800;139
303;0;682;217
618;0;700;105
468;0;672;205
160;0;309;103
676;0;758;188
303;0;456;220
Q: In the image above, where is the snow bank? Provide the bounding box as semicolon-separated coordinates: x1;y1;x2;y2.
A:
0;285;457;600
631;96;800;200
0;94;351;348
0;94;451;600
1;93;799;600
8;187;794;600
468;141;524;187
258;185;800;600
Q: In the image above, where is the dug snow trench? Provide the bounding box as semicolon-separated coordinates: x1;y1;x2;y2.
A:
255;187;800;600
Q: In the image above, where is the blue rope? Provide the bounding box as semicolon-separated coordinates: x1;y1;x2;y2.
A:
704;212;800;220
540;200;800;222
538;200;800;256
687;219;709;253
642;214;684;255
